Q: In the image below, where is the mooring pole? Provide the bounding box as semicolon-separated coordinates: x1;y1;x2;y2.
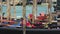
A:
32;0;37;24
7;0;11;21
13;0;16;19
0;0;2;23
48;0;52;24
22;0;26;34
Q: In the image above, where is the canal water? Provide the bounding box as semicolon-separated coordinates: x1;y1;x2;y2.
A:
2;5;54;18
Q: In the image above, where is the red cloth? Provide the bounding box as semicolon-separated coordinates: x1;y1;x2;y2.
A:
29;14;33;19
2;20;7;22
21;21;31;27
37;16;45;20
26;22;31;27
32;24;36;28
9;20;15;25
29;14;33;17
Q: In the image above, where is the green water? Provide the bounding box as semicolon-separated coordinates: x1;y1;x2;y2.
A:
2;5;54;18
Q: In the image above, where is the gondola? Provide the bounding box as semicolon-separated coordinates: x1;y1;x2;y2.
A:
0;0;59;34
0;27;60;34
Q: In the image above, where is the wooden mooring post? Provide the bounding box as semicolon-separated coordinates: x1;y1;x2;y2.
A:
0;0;2;23
32;0;37;24
7;0;11;21
22;0;26;34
